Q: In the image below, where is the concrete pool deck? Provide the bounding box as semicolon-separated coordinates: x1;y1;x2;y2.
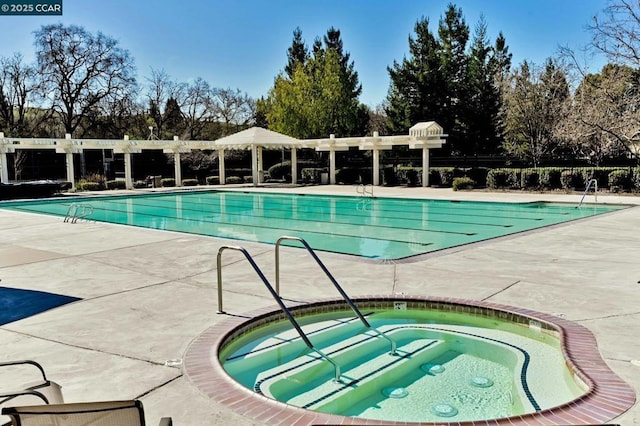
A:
0;185;639;425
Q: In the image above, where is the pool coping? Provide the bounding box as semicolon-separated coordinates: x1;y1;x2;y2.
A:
183;295;635;425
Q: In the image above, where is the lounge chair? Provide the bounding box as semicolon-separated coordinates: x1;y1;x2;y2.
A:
0;360;63;407
2;399;173;426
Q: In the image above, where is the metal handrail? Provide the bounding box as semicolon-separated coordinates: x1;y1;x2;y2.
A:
578;178;598;207
275;236;397;355
64;203;94;223
356;184;374;198
216;245;341;382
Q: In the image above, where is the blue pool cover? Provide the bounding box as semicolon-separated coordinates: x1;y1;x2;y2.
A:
0;286;80;325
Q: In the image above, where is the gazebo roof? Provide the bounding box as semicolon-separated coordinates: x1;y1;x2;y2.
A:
409;121;443;137
214;127;300;149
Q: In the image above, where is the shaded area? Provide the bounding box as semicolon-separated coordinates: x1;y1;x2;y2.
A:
0;286;81;325
0;181;70;201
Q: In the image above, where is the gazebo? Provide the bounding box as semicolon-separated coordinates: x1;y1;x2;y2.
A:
214;127;308;186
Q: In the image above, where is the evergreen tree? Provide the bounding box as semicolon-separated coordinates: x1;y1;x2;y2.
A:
466;17;504;155
386;4;511;158
163;97;183;138
266;27;365;138
437;4;470;154
386;17;444;134
285;27;308;79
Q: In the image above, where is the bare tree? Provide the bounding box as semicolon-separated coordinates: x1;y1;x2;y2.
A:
589;0;640;67
0;53;49;136
144;68;186;139
561;64;637;164
560;1;640;161
179;77;215;140
211;87;255;135
34;24;137;137
501;60;570;167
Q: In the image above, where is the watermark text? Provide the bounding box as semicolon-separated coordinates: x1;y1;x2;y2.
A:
0;0;62;15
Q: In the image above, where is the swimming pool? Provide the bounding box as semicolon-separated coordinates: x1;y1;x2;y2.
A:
0;190;626;260
184;296;636;425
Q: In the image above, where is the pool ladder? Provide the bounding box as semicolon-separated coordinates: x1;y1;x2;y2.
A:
356;184;374;198
64;203;94;223
216;237;398;383
577;178;598;208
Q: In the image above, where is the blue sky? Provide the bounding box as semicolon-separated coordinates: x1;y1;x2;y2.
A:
0;0;608;107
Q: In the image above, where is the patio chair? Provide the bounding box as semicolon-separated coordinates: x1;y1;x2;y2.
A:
0;360;63;407
2;399;173;426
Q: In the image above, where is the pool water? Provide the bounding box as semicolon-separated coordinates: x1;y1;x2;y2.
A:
220;308;587;423
0;190;625;259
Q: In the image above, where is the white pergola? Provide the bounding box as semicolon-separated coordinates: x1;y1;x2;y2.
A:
306;122;447;187
0;122;446;189
214;127;314;186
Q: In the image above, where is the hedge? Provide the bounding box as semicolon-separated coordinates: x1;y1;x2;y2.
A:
182;179;199;186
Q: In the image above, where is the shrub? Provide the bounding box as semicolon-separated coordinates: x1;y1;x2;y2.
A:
465;167;489;187
77;181;102;191
336;167;360;184
182;178;199;186
406;169;419;187
486;169;519;189
267;161;291;180
301;168;323;183
428;169;441;186
439;168;455;187
106;180;126;190
520;169;540;189
225;176;243;184
608;169;630;191
539;168;562;189
161;178;175;187
382;167;398;186
632;167;640;191
560;170;583;190
206;176;220;185
452;177;475;191
244;175;253;183
133;180;147;189
82;173;105;183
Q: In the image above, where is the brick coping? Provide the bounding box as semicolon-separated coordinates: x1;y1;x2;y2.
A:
183;295;636;425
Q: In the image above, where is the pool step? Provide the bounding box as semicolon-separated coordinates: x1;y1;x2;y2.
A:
259;328;449;410
223;316;368;388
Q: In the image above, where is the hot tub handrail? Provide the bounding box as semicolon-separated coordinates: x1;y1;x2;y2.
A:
216;245;342;382
275;236;397;355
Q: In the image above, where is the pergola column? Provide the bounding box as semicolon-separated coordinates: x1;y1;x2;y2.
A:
291;148;297;184
161;136;186;187
124;152;133;189
329;134;336;185
251;144;258;186
174;152;182;186
422;147;429;187
257;146;264;184
372;148;380;186
0;132;10;184
122;136;133;190
218;149;226;184
56;134;76;190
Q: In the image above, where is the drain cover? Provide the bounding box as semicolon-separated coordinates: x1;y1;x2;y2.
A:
421;363;445;374
431;403;458;417
382;387;408;398
470;376;494;388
